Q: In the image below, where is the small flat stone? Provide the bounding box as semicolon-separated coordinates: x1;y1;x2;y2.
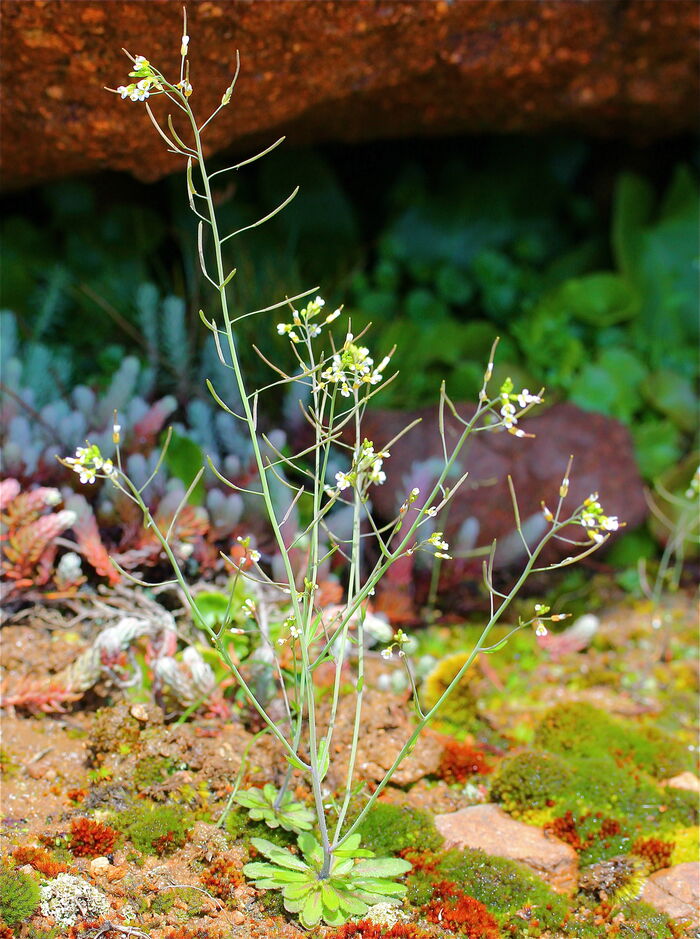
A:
662;772;700;793
89;856;110;874
434;803;578;895
641;863;700;926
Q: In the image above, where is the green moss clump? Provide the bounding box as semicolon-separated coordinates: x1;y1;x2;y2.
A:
132;755;177;791
0;866;41;926
354;802;443;856
0;747;19;777
224;808;296;849
408;848;568;936
533;702;691;778
490;750;574;813
670;826;700;865
110;803;192;854
149;887;205;918
421;652;479;727
616;900;680;939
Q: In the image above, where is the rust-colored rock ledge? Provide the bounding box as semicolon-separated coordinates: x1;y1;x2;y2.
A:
1;0;698;191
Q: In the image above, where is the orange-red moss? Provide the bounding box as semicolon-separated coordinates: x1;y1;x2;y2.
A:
200;855;244;903
66;788;87;804
12;844;68;877
438;738;492;784
69;816;119;857
631;836;674;873
423;879;501;937
326;922;433;938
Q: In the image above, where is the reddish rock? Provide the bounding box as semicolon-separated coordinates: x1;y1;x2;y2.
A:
327;691;443;788
434;803;579;895
642;863;700;926
662;772;700;793
351;402;646;616
1;1;698;190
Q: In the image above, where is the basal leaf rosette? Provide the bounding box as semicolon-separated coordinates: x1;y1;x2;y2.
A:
243;832;412;927
233;783;314;831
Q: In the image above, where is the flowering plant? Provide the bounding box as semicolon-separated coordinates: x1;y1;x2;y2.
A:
62;17;620;926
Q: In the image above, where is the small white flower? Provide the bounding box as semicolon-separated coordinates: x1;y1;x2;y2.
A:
427;532;449;551
601;516;619;531
426;506;437;517
380;648;394;660
277;322;290;335
117;85;130;99
535;622;548;637
181;34;190;55
325;308;341;324
309;324;322;338
335;471;352;491
249;548;261;563
133;55;150;70
289;624;300;639
434;551;452;560
517;389;542;408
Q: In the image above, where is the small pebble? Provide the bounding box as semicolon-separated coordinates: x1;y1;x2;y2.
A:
130;704;150;722
90;856;110;874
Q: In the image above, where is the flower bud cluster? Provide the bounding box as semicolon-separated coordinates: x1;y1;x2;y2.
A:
277;296;341;344
498;378;543;437
532;603;570;637
116;55;163;102
316;334;391;398
426;531;451;560
236;535;261;563
579;493;619;544
380;628;411;660
335;439;389;493
277;615;301;645
64;444;114;485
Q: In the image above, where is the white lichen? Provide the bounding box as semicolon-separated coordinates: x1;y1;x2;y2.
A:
40;873;111;926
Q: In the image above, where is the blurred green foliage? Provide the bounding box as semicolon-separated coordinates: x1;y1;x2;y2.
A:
2;139;697;500
347;157;699;494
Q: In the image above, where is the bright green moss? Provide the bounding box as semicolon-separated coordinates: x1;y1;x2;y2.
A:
407;848;568;937
354;802;444;856
533;702;691;778
224;807;296;849
670;826;700;865
110;803;191;854
132;755;177;791
0;747;19;777
421;652;479;727
617;900;681;939
489;750;574;813
564;753;670;825
0;866;40;926
562;898;678;939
